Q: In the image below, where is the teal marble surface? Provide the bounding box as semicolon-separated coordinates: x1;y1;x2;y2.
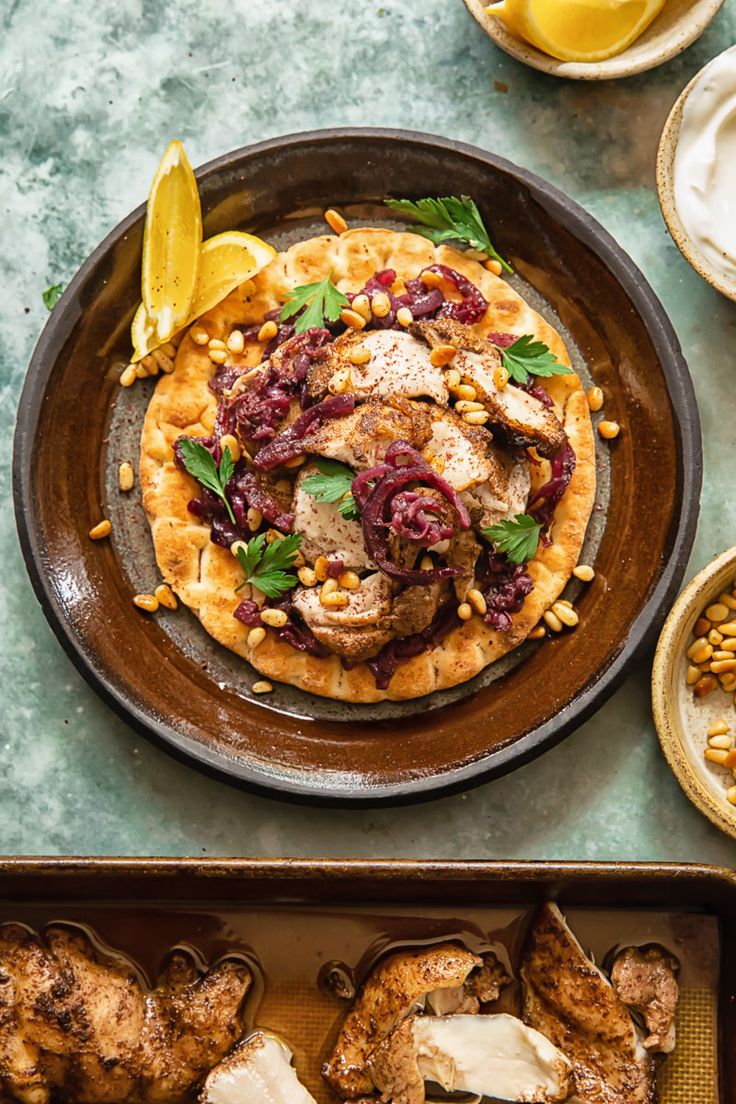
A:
2;0;736;861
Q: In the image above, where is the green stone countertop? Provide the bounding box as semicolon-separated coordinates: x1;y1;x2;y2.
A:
2;0;736;861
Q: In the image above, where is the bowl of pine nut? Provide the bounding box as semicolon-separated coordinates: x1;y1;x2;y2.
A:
653;545;736;840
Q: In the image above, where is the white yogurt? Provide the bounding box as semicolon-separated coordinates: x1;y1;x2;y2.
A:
673;47;736;283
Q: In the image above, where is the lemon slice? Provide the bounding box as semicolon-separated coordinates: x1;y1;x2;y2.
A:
141;140;202;343
486;0;665;62
131;231;276;361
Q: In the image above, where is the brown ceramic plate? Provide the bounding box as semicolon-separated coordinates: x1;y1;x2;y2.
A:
13;129;701;804
0;858;731;1102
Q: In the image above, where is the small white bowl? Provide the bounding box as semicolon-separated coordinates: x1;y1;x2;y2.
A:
657;45;736;302
463;0;725;81
652;547;736;842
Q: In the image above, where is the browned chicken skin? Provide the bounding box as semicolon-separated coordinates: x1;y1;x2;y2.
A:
611;946;679;1054
0;924;250;1104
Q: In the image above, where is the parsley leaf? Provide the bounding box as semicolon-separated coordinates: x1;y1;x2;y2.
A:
385;195;512;274
279;275;349;335
301;458;358;521
481;513;542;565
235;532;302;599
177;438;236;525
492;334;572;386
42;283;64;310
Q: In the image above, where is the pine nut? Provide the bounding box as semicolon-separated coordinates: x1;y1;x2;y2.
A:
324;208;347;234
543;610;564;632
230;540;248;557
720;674;736;692
252;680;273;694
133;593;159;613
209;349;227;364
727;786;736;806
724;749;736;769
720;622;736;636
208;338;226;351
340;308;366;330
152;348;175;374
557;599;573;608
705;748;729;765
88;519;112;540
191;327;209;345
719;592;736;610
711;659;736;674
314;556;330;582
445;368;461;390
573;564;595;582
227;329;245;354
598;420;621;440
329;368;352;394
709;630;724;646
463;410;490;426
396;306;413;326
485;259;503;276
686;665;701;685
455;383;477;402
457;602;473;621
708;734;732;750
351;294;371;321
247;507;263;532
247;626;266;648
118;462;135;492
687;638;713;662
348;346;371;365
321;578;338;598
455;400;484;414
371;292;391;318
284;455;305;469
493;365;510;390
706;603;729;622
339;571;361;590
258;320;278;343
154;584;178;610
720;639;736;651
419;555;434;570
467;588;487;616
261;608;288;628
298;566;317;587
322;591;349;609
694;617;712;637
430;344;457;368
552;602;579;628
421;270;443;288
713;650;734;661
694;675;718;698
265;528;282;543
708;720;730;737
219;434;241;462
120;364;137;387
587;386;604;412
141;354;159;377
135;364;148;379
529;625;546;639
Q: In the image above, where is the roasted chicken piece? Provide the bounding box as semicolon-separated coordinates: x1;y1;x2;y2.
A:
307;330;449;406
411;319;566;458
521;904;655;1104
0;923;250;1104
611;946;679;1054
293;464;374;571
301;398;432;470
462;447;531;530
368;1013;571;1104
423;406;497;493
293;572;394;663
322;944;507;1098
201;1031;316;1104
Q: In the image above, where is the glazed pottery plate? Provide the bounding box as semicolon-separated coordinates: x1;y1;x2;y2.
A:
13;129;701;804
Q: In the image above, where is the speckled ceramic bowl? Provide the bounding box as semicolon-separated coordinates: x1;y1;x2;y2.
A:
657;45;736;302
653;547;736;841
463;0;725;81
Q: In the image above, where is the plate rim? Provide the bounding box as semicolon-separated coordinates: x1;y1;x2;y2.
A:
13;126;703;806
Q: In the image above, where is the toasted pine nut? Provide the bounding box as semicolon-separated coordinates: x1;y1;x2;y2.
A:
457;602;473;621
713;650;734;661
265;528;282;544
709;630;724;646
455;399;484;414
154;584;178;610
321;578;338;598
711;659;736;674
209;348;227;364
230;540;248;557
720;622;736;637
598;420;621;440
720;638;736;651
351;294;372;321
573;564;595;582
261;608;288;628
219;433;241;462
133;593;159;613
708;734;732;750
455;383;477;402
528;625;546;639
543;609;564;632
485;258;503;276
396;306;413;326
694;675;718;698
430;344;457;368
191;327;209;345
322;591;349;609
120;364;137;387
298;566;317;587
152;348;175;374
463;410;490;426
724;749;736;769
705;748;729;765
721;673;736;691
727;786;736;806
719;591;736;610
340;308;366;330
686;664;701;685
445;368;462;390
118;462;135;492
284;455;305;468
708;720;730;738
258;320;278;343
208;338;226;351
324;208;347;234
329;367;352;394
467;588;487;616
707;603;729;623
687;638;713;663
246;507;262;532
247;626;266;648
348;346;371;365
421;270;443;288
89;519;112;540
135;363;148;379
552;602;579;628
227;329;245;354
419;555;434;570
339;571;361;590
252;680;273;694
694;617;712;637
587;386;604;412
493;365;510;390
371;292;391;318
315;555;330;582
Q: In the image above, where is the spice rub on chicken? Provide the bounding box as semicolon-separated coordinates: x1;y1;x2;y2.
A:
611;946;679;1054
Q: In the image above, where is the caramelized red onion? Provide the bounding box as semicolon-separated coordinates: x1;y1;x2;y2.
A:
475;551;534;633
234;596;330;658
365;601;460;689
527;440;577;533
388;490;455;547
253;394;356;470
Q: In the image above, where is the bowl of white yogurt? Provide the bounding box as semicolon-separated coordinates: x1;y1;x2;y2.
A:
657;45;736;302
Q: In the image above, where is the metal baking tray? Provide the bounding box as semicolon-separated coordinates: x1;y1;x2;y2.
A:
0;859;732;1103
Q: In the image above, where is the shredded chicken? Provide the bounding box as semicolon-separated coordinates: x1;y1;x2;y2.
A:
293;572;394;663
611;946;679;1054
307;330;449;405
301;398;432;470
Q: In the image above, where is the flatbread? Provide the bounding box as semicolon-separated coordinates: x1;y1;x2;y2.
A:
140;229;596;702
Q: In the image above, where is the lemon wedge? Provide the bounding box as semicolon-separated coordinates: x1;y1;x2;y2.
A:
131;231;276;361
141;140;202;344
486;0;666;62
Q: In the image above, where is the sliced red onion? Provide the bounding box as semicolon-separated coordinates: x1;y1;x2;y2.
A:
389;490;455;546
253;394;356;470
527;440;577;533
475;551;534;632
236;471;294;531
425;264;488;324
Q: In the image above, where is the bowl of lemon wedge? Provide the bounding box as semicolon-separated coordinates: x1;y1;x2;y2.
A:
463;0;725;80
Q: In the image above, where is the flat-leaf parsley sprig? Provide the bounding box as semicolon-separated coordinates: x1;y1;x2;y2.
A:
385;195;511;274
482;514;542;565
279;275;349;335
177;438;236;524
490;334;572;386
234;532;302;599
301;459;358;520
